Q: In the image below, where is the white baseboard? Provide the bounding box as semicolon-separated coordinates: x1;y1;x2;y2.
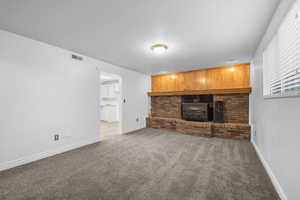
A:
251;141;288;200
122;127;145;135
0;137;100;172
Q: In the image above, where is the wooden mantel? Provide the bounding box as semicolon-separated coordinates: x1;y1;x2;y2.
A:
148;88;251;96
148;63;251;96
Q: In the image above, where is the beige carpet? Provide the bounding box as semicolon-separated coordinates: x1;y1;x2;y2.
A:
0;128;279;200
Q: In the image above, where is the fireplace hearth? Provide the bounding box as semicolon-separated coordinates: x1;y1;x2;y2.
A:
148;94;251;140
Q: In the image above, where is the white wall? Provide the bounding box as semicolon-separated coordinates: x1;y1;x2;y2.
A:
251;0;300;199
0;29;150;171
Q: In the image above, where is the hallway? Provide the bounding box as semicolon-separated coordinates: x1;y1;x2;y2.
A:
100;121;120;139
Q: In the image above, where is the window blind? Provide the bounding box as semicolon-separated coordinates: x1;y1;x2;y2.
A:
263;0;300;97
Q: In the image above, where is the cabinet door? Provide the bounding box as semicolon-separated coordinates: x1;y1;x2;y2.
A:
107;85;112;98
206;64;250;89
114;83;120;92
101;106;107;120
107;106;118;121
101;85;105;97
102;84;115;98
109;85;116;98
183;70;208;91
101;85;108;98
152;73;184;92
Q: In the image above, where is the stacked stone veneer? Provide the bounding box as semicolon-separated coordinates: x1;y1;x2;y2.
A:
147;94;251;140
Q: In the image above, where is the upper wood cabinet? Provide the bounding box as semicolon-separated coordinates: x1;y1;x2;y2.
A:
151;63;250;93
183;70;208;91
151;73;184;92
206;64;250;89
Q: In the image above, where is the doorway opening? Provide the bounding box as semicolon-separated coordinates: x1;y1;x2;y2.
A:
99;71;122;139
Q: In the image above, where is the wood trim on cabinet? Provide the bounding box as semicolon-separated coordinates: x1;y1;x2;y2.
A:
147;88;252;96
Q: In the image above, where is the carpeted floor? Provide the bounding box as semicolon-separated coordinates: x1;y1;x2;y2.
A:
0;128;279;200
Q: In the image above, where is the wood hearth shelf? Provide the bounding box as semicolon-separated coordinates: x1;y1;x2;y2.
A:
148;87;252;96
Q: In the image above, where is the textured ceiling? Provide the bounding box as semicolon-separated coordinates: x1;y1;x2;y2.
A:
0;0;280;74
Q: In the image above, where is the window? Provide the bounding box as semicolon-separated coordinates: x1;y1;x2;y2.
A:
263;0;300;97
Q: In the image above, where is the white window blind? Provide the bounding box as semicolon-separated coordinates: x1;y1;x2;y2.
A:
263;0;300;97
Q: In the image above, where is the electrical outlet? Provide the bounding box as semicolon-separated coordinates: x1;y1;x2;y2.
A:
54;134;59;141
252;129;257;140
136;117;139;122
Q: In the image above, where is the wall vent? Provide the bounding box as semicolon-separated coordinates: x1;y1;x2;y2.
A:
71;54;83;61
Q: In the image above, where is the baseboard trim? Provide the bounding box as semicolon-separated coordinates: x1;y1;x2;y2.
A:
0;137;100;172
251;141;288;200
122;127;146;135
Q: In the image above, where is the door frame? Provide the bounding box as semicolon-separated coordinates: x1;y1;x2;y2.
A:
98;70;123;138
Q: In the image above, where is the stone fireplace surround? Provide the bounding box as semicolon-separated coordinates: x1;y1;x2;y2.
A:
146;94;251;140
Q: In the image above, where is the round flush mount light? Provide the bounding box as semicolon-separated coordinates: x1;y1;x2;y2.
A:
150;44;168;54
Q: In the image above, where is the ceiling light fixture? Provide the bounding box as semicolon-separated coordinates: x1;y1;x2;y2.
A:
150;44;168;54
228;67;236;72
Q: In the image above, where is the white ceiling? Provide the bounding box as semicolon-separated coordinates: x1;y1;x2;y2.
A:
0;0;280;74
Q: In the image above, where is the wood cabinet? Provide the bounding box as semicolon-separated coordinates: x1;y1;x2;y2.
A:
183;70;208;91
206;64;250;89
150;63;250;95
151;73;184;92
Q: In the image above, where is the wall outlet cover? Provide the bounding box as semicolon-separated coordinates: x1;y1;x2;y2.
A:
54;134;59;141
